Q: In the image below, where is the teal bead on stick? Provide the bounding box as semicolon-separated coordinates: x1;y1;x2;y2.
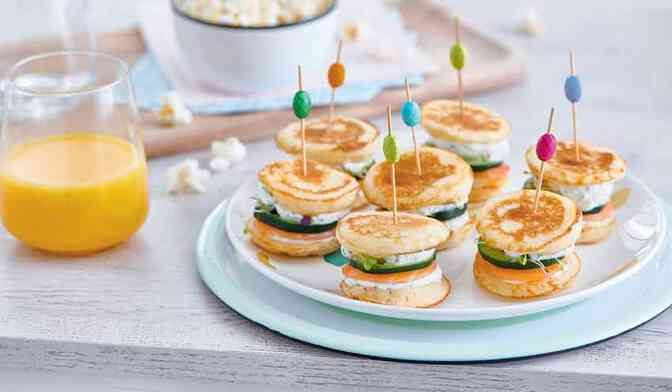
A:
295;65;311;175
401;100;421;127
402;77;423;175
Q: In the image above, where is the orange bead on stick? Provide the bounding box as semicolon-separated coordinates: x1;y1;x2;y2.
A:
328;63;345;88
328;40;345;123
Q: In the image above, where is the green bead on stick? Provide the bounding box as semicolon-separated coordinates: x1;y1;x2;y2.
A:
292;91;311;119
452;17;467;118
383;135;400;163
450;44;466;70
385;105;399;224
294;65;311;176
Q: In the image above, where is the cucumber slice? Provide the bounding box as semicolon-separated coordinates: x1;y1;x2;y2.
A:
470;161;503;172
477;242;561;270
349;257;435;274
342;159;375;180
254;210;336;234
583;204;606;215
430;204;468;221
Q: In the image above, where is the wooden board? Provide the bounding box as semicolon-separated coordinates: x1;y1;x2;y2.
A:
0;1;524;158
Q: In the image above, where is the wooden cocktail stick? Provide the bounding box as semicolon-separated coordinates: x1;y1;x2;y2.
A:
327;40;345;125
293;65;312;176
565;50;582;161
403;77;422;175
383;105;400;224
454;17;464;118
533;108;557;213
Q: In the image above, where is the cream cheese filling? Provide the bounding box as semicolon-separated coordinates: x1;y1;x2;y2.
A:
505;245;575;261
416;202;466;216
532;176;615;212
343;267;443;290
429;138;510;162
341;246;435;267
257;182;350;224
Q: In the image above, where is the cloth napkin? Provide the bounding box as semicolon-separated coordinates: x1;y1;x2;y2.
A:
133;0;439;115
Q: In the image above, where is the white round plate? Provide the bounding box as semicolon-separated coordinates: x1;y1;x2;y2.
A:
197;201;672;361
226;167;665;321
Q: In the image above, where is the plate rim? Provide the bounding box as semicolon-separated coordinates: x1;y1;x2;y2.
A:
197;199;672;361
225;174;667;321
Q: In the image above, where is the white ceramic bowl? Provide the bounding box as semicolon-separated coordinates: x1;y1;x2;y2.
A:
172;1;338;93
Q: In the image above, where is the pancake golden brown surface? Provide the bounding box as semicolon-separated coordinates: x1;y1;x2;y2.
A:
336;211;449;257
247;218;338;256
339;275;451;308
276;116;379;165
476;190;582;254
525;140;626;186
362;147;472;210
578;203;615;244
259;159;359;215
422;100;510;144
473;251;580;298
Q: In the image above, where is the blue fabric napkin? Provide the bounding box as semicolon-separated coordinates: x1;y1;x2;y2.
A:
131;53;423;115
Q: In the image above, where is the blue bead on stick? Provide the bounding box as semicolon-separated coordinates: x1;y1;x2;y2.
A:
566;50;581;161
564;75;581;103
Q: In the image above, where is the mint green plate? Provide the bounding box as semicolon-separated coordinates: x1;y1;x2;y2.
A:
197;201;672;361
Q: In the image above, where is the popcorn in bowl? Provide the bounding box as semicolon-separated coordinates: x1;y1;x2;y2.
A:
174;0;334;27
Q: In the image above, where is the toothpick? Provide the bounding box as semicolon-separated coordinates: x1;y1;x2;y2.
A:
455;17;464;119
387;106;398;224
298;65;307;176
329;40;343;124
533;108;556;213
405;77;422;175
569;50;580;161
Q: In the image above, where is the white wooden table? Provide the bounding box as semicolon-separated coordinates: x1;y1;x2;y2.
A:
1;1;672;391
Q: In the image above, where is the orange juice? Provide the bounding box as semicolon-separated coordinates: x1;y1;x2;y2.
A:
0;132;148;254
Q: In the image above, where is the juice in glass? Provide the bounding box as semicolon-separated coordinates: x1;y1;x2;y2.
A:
0;132;148;254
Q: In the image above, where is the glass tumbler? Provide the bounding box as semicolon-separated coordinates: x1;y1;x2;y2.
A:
0;51;148;255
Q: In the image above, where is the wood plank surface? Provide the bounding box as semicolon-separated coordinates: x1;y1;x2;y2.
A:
1;1;671;391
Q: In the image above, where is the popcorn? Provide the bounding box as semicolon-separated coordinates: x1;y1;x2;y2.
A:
211;137;246;164
519;8;543;36
167;159;210;194
158;92;193;126
174;0;332;27
209;157;231;172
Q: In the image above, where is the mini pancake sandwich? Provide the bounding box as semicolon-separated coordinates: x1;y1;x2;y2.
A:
474;190;583;298
276;116;380;208
524;141;626;244
362;146;474;250
247;159;359;257
422;100;512;206
336;211;451;307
